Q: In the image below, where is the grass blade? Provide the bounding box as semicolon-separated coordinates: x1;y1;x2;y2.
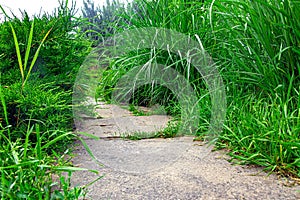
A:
41;131;74;150
0;74;9;129
35;124;42;160
23;125;34;159
23;19;35;72
23;27;53;87
0;6;25;82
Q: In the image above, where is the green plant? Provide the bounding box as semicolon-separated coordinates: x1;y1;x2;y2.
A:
0;0;92;136
0;6;52;89
207;0;300;177
0;125;101;199
0;3;92;87
0;81;101;199
219;91;300;177
0;1;103;198
122;119;181;140
0;80;74;142
93;0;300;178
128;104;148;116
155;119;181;138
81;0;128;46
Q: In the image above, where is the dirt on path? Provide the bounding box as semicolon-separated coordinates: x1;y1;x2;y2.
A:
71;101;300;200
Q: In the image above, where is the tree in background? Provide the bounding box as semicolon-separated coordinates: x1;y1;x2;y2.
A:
81;0;128;45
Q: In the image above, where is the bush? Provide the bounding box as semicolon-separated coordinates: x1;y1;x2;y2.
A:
0;1;92;141
0;2;99;198
1;79;72;129
0;3;91;86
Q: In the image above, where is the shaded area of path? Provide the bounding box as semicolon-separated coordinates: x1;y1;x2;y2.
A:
71;101;300;199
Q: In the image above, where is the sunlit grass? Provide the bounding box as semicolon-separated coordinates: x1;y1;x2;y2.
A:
0;6;52;89
93;0;300;177
0;1;100;198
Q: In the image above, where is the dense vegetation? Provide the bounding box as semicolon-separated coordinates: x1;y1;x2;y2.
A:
0;1;97;199
0;0;299;198
91;0;300;179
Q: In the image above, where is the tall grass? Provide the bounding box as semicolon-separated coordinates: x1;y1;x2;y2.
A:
0;81;100;199
0;6;52;89
0;1;100;198
208;0;300;177
91;0;300;177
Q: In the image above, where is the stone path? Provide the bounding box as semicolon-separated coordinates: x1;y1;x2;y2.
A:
71;101;300;199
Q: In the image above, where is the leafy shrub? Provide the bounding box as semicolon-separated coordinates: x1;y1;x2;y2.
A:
0;1;100;199
0;79;73;141
0;1;92;140
0;3;91;86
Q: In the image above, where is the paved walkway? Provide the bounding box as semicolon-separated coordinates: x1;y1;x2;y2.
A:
71;101;300;199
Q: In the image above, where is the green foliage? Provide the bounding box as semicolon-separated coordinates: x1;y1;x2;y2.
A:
0;5;52;89
0;80;73;137
0;1;92;138
93;0;300;177
0;123;100;199
123;119;180;140
124;0;206;34
81;0;128;45
155;120;181;138
0;5;75;144
207;0;300;177
0;4;91;86
209;0;300;94
128;104;148;116
220;91;300;177
0;87;98;199
0;1;98;198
